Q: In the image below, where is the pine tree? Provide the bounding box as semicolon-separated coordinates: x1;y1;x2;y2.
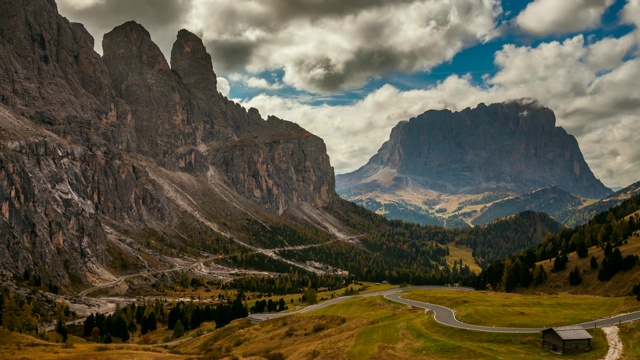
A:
590;256;598;269
173;320;185;339
56;319;68;342
140;316;148;335
147;312;157;331
190;307;202;330
576;241;589;258
84;314;95;337
604;242;613;257
569;266;582;286
112;314;130;342
533;265;547;286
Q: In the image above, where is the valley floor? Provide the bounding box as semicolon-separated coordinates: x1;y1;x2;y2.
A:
2;287;640;359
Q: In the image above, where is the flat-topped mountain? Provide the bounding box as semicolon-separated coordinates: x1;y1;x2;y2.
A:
337;100;611;227
339;100;609;198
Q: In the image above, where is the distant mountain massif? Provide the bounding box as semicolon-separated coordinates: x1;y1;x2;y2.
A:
337;100;620;227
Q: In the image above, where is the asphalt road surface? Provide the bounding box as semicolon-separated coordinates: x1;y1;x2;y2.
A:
250;286;640;334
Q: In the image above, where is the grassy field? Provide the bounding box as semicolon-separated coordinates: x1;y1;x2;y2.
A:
1;290;631;359
403;289;640;328
175;296;609;359
620;321;640;360
445;242;482;274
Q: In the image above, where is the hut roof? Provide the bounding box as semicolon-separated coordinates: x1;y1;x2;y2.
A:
543;326;592;340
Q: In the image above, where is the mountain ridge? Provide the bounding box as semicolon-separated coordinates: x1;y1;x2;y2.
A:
0;0;342;289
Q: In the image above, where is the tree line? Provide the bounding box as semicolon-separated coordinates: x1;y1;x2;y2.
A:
467;195;640;293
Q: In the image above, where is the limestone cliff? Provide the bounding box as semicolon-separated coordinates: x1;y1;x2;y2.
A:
338;100;610;199
0;0;338;288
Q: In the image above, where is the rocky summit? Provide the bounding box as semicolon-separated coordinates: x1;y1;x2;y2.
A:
337;100;611;227
0;0;339;288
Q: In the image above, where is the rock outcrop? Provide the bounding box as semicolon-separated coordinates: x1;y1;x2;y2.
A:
338;100;611;199
0;0;338;288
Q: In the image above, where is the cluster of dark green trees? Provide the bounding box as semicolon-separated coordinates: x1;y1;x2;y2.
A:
229;271;352;295
468;195;640;292
598;243;638;281
633;284;640;301
251;298;288;313
82;301;164;343
80;293;250;343
167;295;247;333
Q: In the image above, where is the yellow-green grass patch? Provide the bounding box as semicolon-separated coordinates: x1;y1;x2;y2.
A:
445;242;482;274
403;290;640;328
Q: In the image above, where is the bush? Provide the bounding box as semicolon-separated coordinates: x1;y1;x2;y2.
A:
568;266;582;286
312;323;325;333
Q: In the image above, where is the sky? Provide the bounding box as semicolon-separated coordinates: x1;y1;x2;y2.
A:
56;0;640;189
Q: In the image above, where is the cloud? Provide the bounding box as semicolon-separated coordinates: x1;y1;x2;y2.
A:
242;30;640;188
228;73;283;90
623;0;640;28
189;0;501;93
58;0;501;93
217;77;230;97
515;0;613;36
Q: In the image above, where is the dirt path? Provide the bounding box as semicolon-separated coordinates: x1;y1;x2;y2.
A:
601;326;623;360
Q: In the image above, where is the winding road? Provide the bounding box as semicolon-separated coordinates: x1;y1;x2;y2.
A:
250;286;640;334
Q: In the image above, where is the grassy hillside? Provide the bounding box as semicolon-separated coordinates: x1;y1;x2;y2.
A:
557;181;640;227
0;328;184;360
471;186;585;225
5;288;639;359
173;295;608;360
471;194;640;293
523;236;640;296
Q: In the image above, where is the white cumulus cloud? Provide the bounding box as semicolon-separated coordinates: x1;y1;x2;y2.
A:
242;30;640;188
516;0;614;36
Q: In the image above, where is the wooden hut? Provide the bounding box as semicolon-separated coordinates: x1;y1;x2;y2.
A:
542;326;592;354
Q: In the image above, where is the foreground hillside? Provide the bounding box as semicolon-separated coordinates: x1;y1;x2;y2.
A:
6;289;640;359
472;194;640;295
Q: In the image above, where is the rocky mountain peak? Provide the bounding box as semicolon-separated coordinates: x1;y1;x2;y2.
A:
102;21;171;98
339;100;611;199
0;0;341;288
171;29;218;99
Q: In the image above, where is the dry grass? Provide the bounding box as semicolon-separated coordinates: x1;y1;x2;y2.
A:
0;328;186;360
445;242;482;274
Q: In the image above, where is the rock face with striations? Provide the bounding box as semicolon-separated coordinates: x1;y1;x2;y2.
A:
338;100;611;199
0;0;337;288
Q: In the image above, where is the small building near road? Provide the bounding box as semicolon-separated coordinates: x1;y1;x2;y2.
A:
542;326;592;354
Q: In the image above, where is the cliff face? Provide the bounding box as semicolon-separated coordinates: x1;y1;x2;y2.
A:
0;0;338;287
339;100;610;199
